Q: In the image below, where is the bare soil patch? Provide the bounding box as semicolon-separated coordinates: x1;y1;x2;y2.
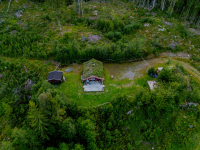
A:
104;58;168;81
189;28;200;35
160;52;191;58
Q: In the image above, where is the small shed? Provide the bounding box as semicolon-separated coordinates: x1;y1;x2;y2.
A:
81;59;105;92
47;71;64;84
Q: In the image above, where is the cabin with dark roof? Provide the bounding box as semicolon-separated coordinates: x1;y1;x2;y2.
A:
81;59;105;92
47;71;65;84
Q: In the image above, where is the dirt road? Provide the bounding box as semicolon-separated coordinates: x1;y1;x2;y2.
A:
104;57;200;83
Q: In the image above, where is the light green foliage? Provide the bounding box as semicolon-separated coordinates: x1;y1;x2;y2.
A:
1;141;15;150
38;92;53;115
114;129;120;138
10;127;41;149
33;81;66;122
11;128;28;149
78;119;97;150
60;117;76;141
104;130;112;147
28;101;49;139
72;144;85;150
107;122;112;130
59;143;69;150
127;143;132;150
124;38;146;58
2;102;12;119
46;147;57;150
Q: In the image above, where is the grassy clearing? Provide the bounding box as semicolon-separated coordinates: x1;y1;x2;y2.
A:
57;64;136;107
56;57;171;107
56;57;200;108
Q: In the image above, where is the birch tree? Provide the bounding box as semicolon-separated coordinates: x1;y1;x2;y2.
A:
168;0;176;15
7;0;12;12
184;0;193;20
75;0;83;16
152;0;156;9
161;0;166;11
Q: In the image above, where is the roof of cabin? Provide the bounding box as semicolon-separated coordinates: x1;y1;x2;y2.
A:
83;59;103;79
47;71;63;80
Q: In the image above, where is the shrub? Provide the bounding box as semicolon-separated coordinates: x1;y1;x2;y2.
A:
191;56;200;62
97;19;107;31
113;19;124;31
176;23;188;38
166;58;171;65
123;25;133;34
105;32;114;40
148;67;156;75
132;23;142;29
123;23;142;34
152;47;158;57
141;17;153;24
84;7;90;14
59;33;70;44
41;14;51;21
157;67;173;82
175;64;186;73
114;32;122;40
105;32;122;42
85;18;94;26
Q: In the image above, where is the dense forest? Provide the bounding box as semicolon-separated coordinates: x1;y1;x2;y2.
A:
1;0;200;149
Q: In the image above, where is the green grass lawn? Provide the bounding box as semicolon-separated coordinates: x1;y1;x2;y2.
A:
57;66;138;107
56;58;169;107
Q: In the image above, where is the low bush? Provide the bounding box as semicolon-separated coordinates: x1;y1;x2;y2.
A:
59;33;70;44
105;32;122;42
176;23;188;39
105;32;114;40
140;17;154;24
148;67;156;75
41;14;51;21
97;19;109;32
123;25;134;34
114;32;122;40
123;23;142;34
85;18;94;26
191;56;200;62
132;23;142;29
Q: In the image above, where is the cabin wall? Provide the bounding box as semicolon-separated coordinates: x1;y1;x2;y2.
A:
48;80;61;84
83;76;104;85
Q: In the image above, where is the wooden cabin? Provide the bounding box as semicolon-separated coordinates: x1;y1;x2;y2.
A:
81;59;105;92
47;71;64;84
81;59;104;85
